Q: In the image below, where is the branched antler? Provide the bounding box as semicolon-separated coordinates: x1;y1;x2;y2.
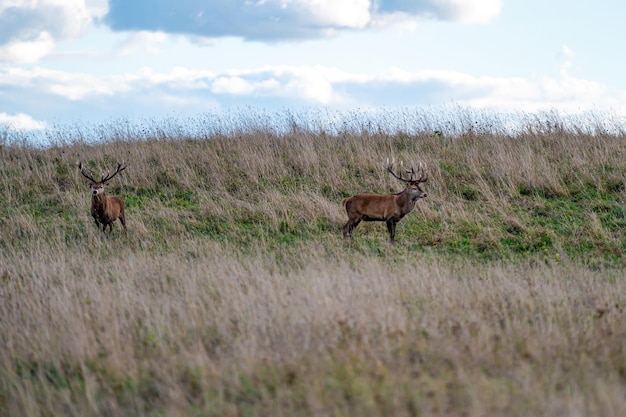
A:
79;161;126;183
386;158;427;183
101;162;127;183
411;162;428;183
78;162;97;183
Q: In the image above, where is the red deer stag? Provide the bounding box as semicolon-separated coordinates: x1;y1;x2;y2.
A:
342;161;427;244
79;162;127;235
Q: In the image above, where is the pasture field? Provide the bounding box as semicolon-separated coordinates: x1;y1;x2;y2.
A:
1;109;626;416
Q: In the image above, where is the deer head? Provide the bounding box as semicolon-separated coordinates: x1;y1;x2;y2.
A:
386;159;428;201
79;162;127;198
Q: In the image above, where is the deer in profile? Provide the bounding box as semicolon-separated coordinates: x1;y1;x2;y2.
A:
342;161;428;244
79;162;127;235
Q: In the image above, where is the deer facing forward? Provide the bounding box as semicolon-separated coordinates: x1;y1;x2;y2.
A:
79;162;127;235
342;162;427;244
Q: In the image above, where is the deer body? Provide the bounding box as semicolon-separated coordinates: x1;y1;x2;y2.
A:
91;187;126;234
342;163;427;244
80;162;127;235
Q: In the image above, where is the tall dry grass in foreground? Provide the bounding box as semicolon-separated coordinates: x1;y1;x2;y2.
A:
1;108;626;416
2;246;626;416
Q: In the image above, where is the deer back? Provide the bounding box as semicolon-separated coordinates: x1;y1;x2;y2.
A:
344;193;403;220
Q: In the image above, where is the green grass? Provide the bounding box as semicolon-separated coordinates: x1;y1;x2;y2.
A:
2;110;626;416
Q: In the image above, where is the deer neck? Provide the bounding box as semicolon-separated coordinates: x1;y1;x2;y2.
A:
397;189;416;209
92;192;107;208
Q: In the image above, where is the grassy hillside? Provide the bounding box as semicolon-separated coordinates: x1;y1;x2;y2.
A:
1;110;626;416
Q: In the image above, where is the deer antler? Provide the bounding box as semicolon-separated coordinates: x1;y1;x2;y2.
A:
101;162;127;183
78;162;98;183
413;162;428;183
386;158;411;183
386;158;428;183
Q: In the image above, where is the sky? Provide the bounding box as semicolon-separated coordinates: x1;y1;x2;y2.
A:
0;0;625;133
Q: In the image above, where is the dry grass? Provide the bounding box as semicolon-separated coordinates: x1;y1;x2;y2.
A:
2;246;626;416
1;108;626;416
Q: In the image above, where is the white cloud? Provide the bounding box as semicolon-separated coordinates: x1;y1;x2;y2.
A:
450;73;613;114
437;0;503;24
0;66;129;100
0;112;47;130
373;0;502;24
133;67;215;89
369;12;419;32
562;44;575;60
302;0;372;28
0;32;55;64
211;76;280;95
284;67;337;103
1;64;623;122
0;0;504;64
115;31;169;57
0;0;108;63
103;0;502;42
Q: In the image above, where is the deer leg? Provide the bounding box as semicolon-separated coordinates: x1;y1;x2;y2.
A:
342;221;352;239
119;213;127;234
95;220;105;238
386;219;397;244
343;218;361;239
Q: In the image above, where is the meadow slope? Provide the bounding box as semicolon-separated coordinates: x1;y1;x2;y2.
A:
1;110;626;416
